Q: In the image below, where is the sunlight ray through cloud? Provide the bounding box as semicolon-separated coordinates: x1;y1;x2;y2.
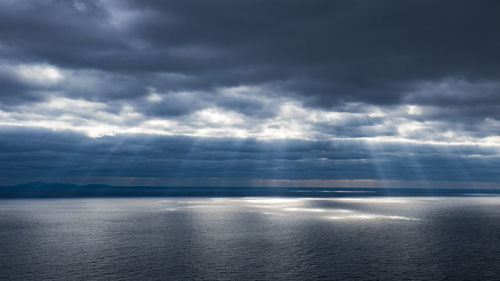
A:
1;0;500;187
2;1;500;279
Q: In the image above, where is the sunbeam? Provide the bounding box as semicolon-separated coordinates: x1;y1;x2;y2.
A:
2;1;500;279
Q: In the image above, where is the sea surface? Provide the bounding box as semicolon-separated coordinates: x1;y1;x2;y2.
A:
1;196;500;280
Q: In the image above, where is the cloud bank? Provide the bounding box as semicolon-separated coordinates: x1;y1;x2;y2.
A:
1;0;499;186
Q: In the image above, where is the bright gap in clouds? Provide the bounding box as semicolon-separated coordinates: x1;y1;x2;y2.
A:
1;61;499;147
1;88;500;148
1;0;500;189
13;64;63;86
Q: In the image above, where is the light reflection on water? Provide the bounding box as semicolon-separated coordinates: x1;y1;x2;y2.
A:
159;197;419;221
2;197;500;280
334;197;408;203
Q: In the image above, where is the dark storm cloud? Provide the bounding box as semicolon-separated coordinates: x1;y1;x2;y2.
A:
0;74;35;105
313;115;397;138
2;0;500;111
1;128;499;185
1;0;500;185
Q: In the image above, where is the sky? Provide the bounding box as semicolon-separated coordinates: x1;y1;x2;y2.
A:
1;0;500;187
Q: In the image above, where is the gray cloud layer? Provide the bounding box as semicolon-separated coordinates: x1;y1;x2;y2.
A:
2;1;500;107
1;1;500;185
1;127;499;185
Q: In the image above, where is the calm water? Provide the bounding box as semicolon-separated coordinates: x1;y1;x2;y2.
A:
1;197;500;280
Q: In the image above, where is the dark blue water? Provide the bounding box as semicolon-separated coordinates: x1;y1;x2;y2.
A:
1;197;500;280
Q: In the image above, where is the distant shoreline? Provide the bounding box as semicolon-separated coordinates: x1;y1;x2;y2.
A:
1;182;500;198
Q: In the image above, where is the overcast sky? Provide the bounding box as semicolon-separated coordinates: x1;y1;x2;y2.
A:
1;0;500;187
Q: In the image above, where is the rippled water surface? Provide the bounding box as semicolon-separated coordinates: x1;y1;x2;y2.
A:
1;197;500;280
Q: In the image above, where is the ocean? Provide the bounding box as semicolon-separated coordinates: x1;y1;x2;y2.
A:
1;196;500;280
